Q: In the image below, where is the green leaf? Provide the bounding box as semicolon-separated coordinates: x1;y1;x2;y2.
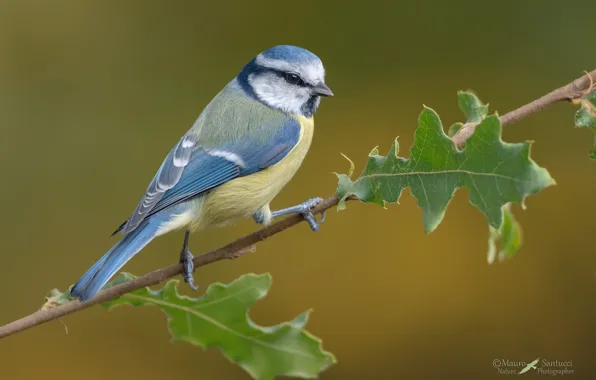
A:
102;273;335;380
448;90;488;137
458;90;489;122
487;204;522;263
573;90;596;159
336;92;555;233
42;287;74;310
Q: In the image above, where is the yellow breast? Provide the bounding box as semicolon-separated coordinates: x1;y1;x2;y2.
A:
193;115;314;229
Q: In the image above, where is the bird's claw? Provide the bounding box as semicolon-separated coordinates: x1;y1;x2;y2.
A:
179;248;198;291
299;197;325;232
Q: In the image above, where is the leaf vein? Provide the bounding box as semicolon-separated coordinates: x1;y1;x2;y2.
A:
125;294;318;360
355;170;528;183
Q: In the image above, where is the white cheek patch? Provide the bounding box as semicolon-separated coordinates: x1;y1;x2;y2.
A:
249;73;311;115
208;149;246;168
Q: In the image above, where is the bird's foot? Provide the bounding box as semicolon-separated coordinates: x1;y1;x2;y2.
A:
271;197;326;232
179;248;198;291
298;197;326;232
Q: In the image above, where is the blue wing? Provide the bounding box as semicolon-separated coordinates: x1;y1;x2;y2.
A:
115;116;301;234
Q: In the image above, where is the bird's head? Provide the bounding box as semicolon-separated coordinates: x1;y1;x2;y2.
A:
237;45;333;117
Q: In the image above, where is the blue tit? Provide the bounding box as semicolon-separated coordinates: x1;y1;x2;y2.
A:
70;45;333;301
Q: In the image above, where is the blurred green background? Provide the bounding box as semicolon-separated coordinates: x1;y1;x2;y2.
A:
1;1;595;379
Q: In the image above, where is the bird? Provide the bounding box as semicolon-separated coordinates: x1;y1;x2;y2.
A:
70;45;334;302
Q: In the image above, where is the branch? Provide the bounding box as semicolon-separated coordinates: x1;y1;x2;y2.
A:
452;69;596;148
1;69;594;340
0;195;339;339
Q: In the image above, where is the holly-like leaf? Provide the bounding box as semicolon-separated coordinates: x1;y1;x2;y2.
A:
102;273;335;380
573;90;596;159
487;204;522;264
336;92;555;233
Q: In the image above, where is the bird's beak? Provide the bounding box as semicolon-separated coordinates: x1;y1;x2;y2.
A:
313;82;334;97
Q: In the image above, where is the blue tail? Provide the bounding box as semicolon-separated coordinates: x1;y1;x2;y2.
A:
71;217;164;301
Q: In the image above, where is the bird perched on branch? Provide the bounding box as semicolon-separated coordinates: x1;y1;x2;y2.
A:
70;45;333;301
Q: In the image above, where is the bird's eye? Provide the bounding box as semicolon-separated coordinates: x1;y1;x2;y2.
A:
283;73;305;86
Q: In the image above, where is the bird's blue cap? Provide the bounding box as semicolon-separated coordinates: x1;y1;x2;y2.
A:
260;45;322;64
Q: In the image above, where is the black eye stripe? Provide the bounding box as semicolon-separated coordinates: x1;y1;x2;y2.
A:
268;69;308;87
284;73;304;86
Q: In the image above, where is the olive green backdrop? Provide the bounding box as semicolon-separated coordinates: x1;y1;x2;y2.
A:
1;1;595;379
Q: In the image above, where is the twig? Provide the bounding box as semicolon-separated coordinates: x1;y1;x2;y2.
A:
1;69;595;340
0;196;338;339
452;69;596;148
